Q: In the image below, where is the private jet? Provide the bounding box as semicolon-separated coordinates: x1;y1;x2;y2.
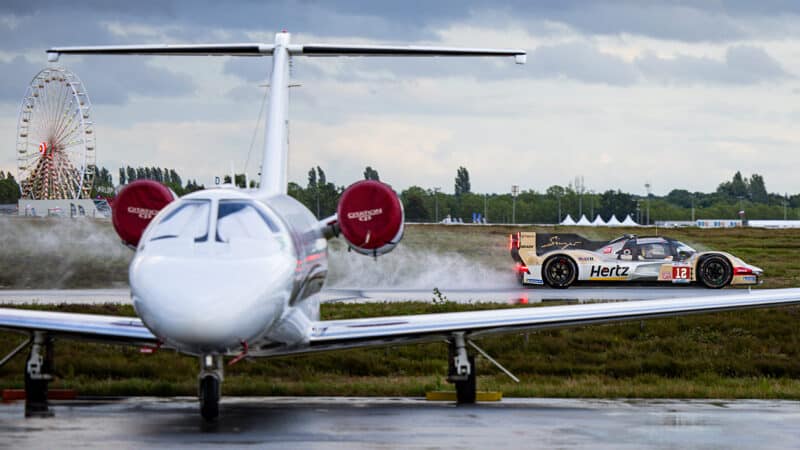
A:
1;32;799;421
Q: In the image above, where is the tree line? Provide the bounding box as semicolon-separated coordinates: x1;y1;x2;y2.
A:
4;163;797;223
286;167;800;223
0;171;20;204
117;166;203;196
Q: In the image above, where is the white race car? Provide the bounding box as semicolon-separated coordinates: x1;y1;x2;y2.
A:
510;232;762;289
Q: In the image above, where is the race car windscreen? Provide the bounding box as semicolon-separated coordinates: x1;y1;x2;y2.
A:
675;241;697;258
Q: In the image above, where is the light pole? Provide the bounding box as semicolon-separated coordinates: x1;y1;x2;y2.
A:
315;183;320;219
691;194;696;222
644;182;651;225
589;189;595;218
784;193;788;221
557;193;562;224
483;194;488;223
636;200;641;224
511;185;519;224
433;187;441;222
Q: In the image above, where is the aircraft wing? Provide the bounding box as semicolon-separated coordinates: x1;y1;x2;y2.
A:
263;288;800;356
1;289;799;356
0;308;157;346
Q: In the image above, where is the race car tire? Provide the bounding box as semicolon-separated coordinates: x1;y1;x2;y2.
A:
698;255;732;289
543;255;577;289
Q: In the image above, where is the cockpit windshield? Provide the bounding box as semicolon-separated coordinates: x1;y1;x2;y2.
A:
216;200;280;243
676;241;696;258
149;200;210;242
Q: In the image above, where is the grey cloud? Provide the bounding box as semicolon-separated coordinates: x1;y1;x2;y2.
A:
519;2;747;43
5;0;800;48
527;42;638;85
0;0;443;48
224;58;271;83
0;0;176;16
0;55;195;105
636;46;792;85
72;57;196;105
0;3;797;111
0;56;45;102
0;11;126;52
725;46;791;82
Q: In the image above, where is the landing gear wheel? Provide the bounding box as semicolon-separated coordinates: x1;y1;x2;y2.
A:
455;356;476;404
698;255;732;289
24;368;51;417
24;333;53;418
199;375;220;422
543;256;577;289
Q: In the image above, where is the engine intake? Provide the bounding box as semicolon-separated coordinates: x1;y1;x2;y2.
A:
336;180;404;256
112;180;175;248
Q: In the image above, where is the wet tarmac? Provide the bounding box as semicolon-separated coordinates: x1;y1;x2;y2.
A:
0;397;798;449
0;286;746;305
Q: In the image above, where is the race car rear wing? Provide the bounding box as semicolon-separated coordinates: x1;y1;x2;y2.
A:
510;232;607;257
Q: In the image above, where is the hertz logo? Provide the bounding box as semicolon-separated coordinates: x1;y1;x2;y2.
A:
347;208;383;222
127;206;159;220
590;265;630;277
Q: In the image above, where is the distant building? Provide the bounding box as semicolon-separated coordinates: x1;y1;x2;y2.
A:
695;220;742;228
18;199;110;219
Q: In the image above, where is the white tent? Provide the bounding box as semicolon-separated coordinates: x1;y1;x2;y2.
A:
560;214;576;226
606;214;622;226
576;214;592;226
621;214;639;226
591;214;606;226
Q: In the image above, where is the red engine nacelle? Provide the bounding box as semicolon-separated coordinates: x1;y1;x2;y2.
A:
336;180;404;256
112;180;176;248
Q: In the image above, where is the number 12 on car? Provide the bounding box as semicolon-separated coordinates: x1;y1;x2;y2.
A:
672;265;691;283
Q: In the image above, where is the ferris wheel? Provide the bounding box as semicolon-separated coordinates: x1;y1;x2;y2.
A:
16;66;96;200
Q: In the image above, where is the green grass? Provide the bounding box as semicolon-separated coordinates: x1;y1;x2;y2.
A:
1;302;800;398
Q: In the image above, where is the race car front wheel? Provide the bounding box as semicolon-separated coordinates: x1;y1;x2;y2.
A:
543;255;577;289
698;255;732;289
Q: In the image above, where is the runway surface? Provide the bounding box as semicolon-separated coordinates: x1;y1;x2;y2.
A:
0;286;748;305
1;397;798;449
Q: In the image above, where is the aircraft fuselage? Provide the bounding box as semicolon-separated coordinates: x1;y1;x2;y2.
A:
130;188;327;355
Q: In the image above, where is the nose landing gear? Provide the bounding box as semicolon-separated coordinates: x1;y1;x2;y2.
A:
199;354;223;421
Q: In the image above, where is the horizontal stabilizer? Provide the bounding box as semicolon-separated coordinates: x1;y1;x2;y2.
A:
47;43;273;61
47;43;527;64
295;44;527;63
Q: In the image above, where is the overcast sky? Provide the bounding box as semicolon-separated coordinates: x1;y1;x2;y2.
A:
1;1;799;195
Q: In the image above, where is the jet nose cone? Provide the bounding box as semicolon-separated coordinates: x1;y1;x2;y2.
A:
130;249;294;353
